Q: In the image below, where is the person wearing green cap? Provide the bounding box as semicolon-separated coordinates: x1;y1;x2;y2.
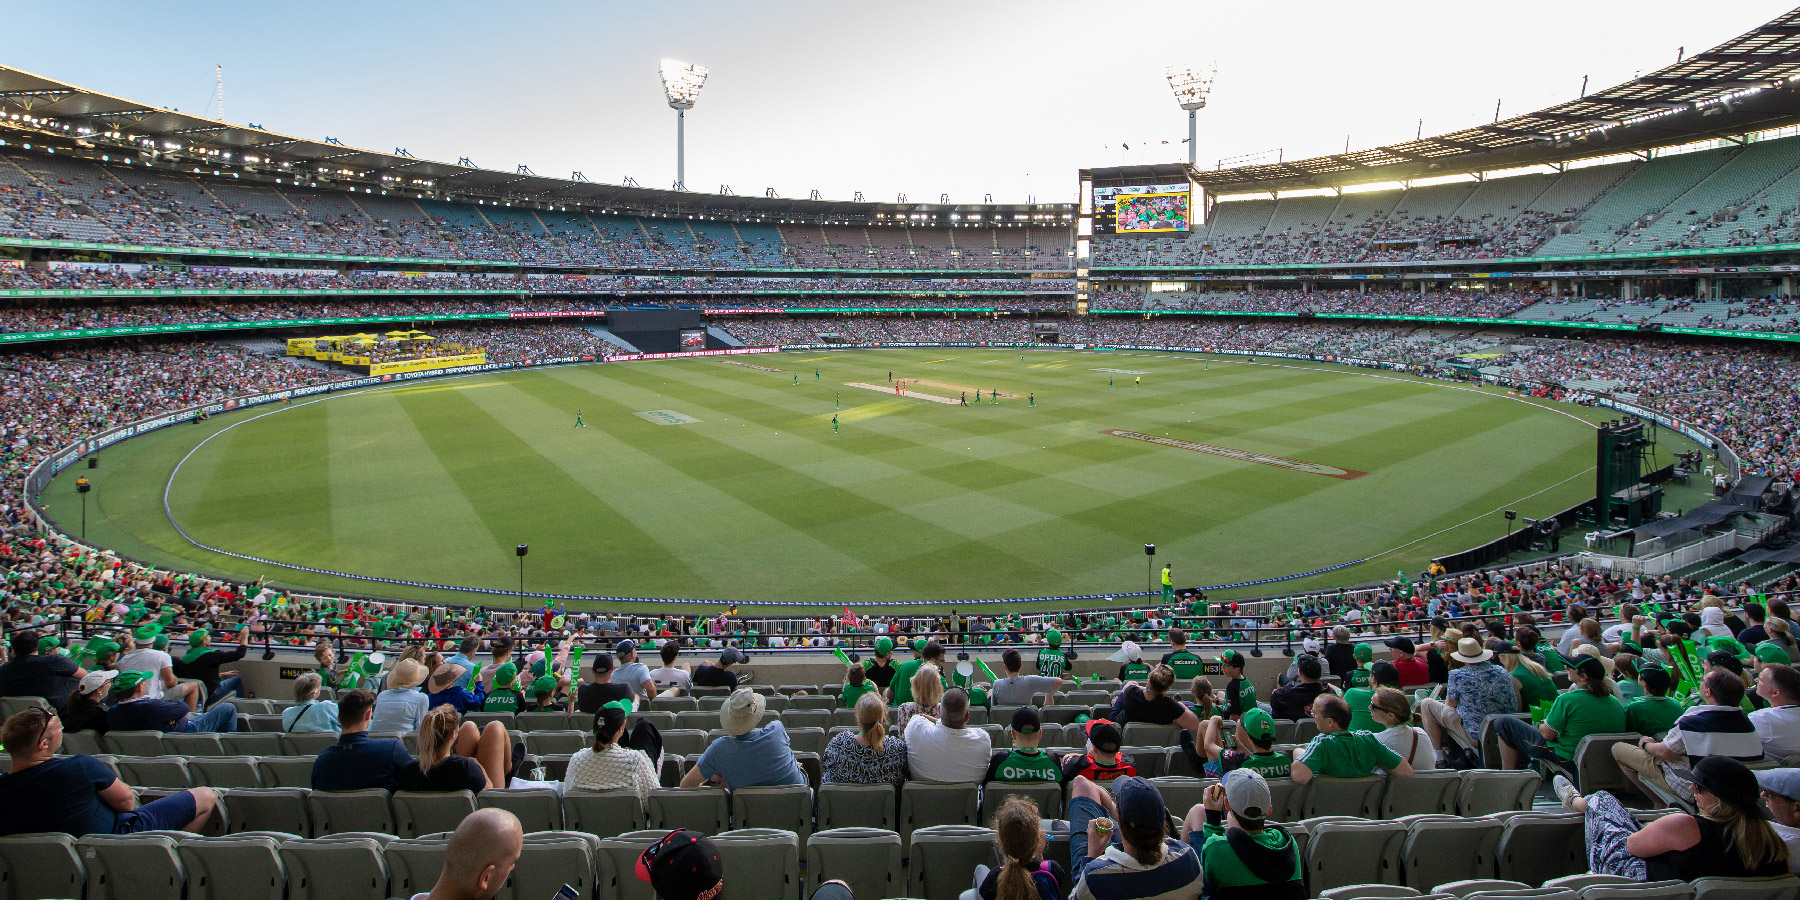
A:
1347;642;1375;689
526;674;566;711
564;698;659;802
1036;630;1068;679
483;663;524;713
173;624;252;704
1179;708;1292;779
889;640;935;707
117;626;200;713
106;670;240;733
863;636;897;692
0;628;87;710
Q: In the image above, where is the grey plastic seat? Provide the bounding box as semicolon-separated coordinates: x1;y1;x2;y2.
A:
1382;770;1464;818
103;730;165;756
1540;874;1639;892
563;789;648;835
1306;820;1407;894
661;729;709;757
786;726;829;755
1266;777;1305;821
1494;813;1585;885
596;830;668;900
910;825;997;900
983;779;1065;820
900;782;981;841
1124;747;1169;778
223;787;313;837
1433;880;1533;897
1122;723;1180;746
1463;890;1577;900
634;710;676;731
817;782;899;831
1303;775;1387;819
648;787;731;834
393;790;477;839
162;732;226;757
77;832;186;900
384;837;450;899
281;836;391;900
1319;887;1423;900
188;756;264;789
508;832;599;900
807;827;904;900
1571;733;1643;795
711;828;801;900
115;756;192;790
1691;876;1800;900
1460;770;1541;815
280;732;341;756
649;696;699;712
1145;776;1211;819
0;832;85;900
230;699;276;715
307;789;397;835
463;711;514;729
255;756;317;789
222;732;285;756
675;710;719;730
61;728;106;756
729;785;812;843
1402;817;1503;891
791;695;838;710
480;787;565;833
1580;881;1695;899
177;834;287;900
784;709;832;729
516;711;571;732
246;715;288;733
526;730;589;755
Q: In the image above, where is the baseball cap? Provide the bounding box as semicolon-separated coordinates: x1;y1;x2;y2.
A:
1240;708;1275;742
912;638;928;654
1757;767;1800;802
1046;629;1063;648
113;670;153;693
78;670;119;695
591;651;615;673
1352;643;1374;662
1707;650;1746;676
1385;637;1415;654
719;648;747;666
1011;706;1042;735
874;636;894;655
1571;656;1608;681
1222;768;1273;825
1637;665;1672;695
1112;776;1167;828
493;662;519;689
530;675;557;696
1107;641;1142;664
1757;642;1793;665
1301;637;1322;655
1217;651;1245;669
615;639;637;657
635;829;724;900
134;623;162;641
86;637;121;660
1085;719;1122;752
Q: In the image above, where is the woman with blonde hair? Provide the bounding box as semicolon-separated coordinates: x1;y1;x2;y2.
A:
1560;756;1787;880
822;691;907;785
976;795;1068;900
898;663;943;729
397;704;518;793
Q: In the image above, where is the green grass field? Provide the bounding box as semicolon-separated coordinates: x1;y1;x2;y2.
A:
42;348;1706;611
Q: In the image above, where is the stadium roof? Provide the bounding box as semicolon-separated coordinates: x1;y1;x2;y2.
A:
1193;8;1800;193
0;65;1072;225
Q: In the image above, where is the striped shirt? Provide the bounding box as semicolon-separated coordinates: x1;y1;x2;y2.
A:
1073;838;1204;900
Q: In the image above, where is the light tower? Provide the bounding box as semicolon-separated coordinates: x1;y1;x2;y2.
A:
1165;63;1217;166
659;59;709;191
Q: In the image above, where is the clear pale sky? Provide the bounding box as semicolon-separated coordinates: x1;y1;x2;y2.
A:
12;1;1793;204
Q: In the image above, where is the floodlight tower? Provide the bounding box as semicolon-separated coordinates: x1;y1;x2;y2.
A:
659;59;709;191
1165;63;1217;166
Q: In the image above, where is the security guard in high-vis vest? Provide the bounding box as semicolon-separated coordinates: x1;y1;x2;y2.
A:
1037;629;1070;678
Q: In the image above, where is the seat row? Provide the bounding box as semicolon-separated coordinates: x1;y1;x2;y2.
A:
1320;871;1800;900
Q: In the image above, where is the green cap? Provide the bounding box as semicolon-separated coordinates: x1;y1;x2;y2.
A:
912;638;928;654
1707;636;1751;660
113;670;154;693
1620;639;1644;655
1241;708;1276;741
1756;642;1793;665
87;638;121;660
493;662;519;688
530;675;557;696
874;637;894;655
37;636;61;653
601;697;634;715
152;634;170;650
134;623;162;641
1046;629;1063;648
1352;643;1374;662
531;658;547;678
190;629;210;646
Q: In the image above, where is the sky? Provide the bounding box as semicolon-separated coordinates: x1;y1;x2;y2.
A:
11;1;1795;205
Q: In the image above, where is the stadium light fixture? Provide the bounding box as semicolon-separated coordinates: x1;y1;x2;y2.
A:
659;59;709;191
1165;63;1217;166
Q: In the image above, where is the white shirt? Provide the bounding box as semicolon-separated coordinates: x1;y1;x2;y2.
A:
119;648;181;698
1375;724;1436;772
1776;821;1800;875
1751;705;1800;760
650;666;692;693
902;715;992;783
614;662;654;699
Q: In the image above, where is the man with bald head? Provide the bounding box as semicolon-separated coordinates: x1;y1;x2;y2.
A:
411;808;523;900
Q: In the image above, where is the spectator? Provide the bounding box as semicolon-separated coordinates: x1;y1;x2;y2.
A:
1418;638;1517;762
1556;756;1787;881
1740;603;1771;647
1495;656;1625;771
1111;641;1149;682
1346;661;1400;733
281;672;341;733
1180;770;1305;900
0;629;85;709
682;688;806;788
891;640;939;706
904;687;992;783
1268;655;1330;720
1625;665;1685;738
443;637;482;692
172;625;250;702
59;669;116;736
692;647;747;689
370;658;431;734
975;795;1069;900
1369;688;1436;772
840;663;875;708
1753;664;1800;760
612;639;658;700
1290;695;1414;783
1502;640;1560;710
427;663;488;713
408;807;524;900
1385;637;1430;687
1614;669;1763;803
0;707;218;837
400;705;518;793
1065;775;1202;900
1061;720;1136;782
565;698;660;803
525;674;568;712
1184;676;1215;722
576;652;633;713
823;692;907;785
118;625;200;712
481;663;525;713
313;688;413;792
1161;629;1203;676
1344;642;1375;689
990;648;1062;707
1110;664;1201;732
863;637;898;692
634;828;724;900
898;663;945;730
1756;768;1800;874
650;641;692;695
1217;651;1256;718
105;670;239;733
1179;709;1291;779
985;706;1062;784
1323;626;1358;685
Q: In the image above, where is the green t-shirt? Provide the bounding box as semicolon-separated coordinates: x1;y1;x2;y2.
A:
1346;666;1371;689
1624;695;1685;738
483;689;522;713
1195;821;1303;894
841;681;875;709
1036;648;1068;679
1299;729;1402;778
1166;650;1204;680
991;748;1061;783
1344;687;1377;733
1543;689;1627;758
1227;750;1293;780
1224;677;1257;717
1617;680;1644;702
1511;665;1559;709
1120;662;1151;682
890;659;924;705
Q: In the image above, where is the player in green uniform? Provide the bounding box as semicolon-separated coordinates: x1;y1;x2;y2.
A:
574;409;585;428
835;391;840;409
792;373;798;385
832;414;838;434
816;369;820;381
1028;393;1034;407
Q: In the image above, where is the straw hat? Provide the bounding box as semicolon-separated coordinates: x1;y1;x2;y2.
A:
1450;637;1493;665
387;658;428;690
428;663;466;693
719;688;766;736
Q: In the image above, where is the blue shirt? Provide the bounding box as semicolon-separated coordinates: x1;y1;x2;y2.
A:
443;653;477;690
370;687;429;734
696;721;806;788
106;697;191;733
1446;660;1519;738
427;683;486;714
0;755;121;837
281;700;341;733
312;731;414;792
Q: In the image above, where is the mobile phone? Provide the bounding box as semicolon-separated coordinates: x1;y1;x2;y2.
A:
552;884;580;900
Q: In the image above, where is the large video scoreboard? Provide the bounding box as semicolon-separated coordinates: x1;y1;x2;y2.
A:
1092;182;1191;234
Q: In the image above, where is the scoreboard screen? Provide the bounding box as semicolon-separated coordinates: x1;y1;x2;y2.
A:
1093;183;1191;234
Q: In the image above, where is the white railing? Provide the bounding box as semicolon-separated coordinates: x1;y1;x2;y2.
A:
1576;531;1739;576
